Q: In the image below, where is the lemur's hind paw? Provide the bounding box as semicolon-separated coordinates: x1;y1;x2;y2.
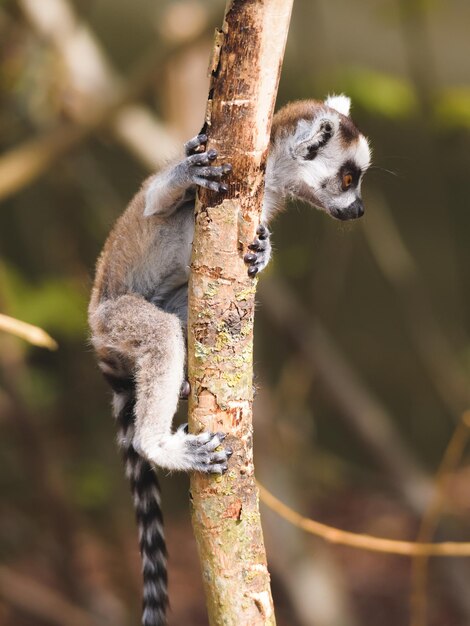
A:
244;224;272;276
185;431;233;474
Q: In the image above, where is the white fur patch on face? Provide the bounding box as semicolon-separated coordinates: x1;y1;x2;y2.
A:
333;188;357;210
354;135;372;171
298;116;345;188
325;94;351;117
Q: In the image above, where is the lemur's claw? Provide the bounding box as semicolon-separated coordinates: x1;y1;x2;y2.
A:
179;380;190;399
245;225;272;277
257;224;269;240
185;133;207;156
207;149;217;161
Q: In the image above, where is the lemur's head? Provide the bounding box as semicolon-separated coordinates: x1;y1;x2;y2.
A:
267;95;371;221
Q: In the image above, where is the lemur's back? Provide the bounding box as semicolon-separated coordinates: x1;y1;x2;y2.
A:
89;179;195;324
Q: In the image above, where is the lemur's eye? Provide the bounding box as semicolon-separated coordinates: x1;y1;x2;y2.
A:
342;173;353;190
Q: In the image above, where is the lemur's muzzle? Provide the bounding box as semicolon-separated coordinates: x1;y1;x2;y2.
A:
332;199;364;221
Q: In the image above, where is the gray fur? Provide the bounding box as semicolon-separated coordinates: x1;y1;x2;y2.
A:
89;96;371;626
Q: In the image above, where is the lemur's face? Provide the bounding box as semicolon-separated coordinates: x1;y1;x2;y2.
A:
271;96;371;221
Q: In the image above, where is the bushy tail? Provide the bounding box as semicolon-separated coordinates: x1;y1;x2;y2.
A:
105;374;168;626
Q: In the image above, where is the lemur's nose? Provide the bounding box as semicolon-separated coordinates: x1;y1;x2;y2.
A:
344;198;364;220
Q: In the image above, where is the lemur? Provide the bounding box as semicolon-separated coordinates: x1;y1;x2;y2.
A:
88;95;371;626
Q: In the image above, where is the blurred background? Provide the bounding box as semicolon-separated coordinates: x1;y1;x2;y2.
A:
1;0;469;624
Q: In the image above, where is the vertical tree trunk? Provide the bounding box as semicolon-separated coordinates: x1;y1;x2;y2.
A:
187;1;293;624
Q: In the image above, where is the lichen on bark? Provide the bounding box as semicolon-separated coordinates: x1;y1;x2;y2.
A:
187;1;293;624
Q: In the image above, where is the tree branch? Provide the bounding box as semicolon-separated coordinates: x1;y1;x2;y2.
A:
187;1;293;624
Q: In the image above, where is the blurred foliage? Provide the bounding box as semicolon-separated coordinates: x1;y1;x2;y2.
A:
68;461;114;511
435;87;470;129
0;263;87;339
336;68;418;119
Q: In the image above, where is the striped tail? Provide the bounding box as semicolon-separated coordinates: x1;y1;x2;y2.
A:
105;374;168;626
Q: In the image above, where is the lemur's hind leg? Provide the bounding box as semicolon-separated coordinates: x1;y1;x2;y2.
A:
90;294;232;473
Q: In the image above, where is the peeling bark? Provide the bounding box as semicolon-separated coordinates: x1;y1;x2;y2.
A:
187;1;293;624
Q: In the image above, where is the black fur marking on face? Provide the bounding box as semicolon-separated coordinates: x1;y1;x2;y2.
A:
304;120;334;160
339;159;361;187
304;146;318;161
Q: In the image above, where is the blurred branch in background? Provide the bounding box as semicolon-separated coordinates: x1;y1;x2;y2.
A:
0;332;126;624
263;486;358;626
18;0;118;105
257;380;358;626
362;190;469;417
0;313;58;350
0;0;220;201
260;278;432;509
259;482;470;557
0;565;103;626
0;335;86;597
397;0;436;117
0;123;93;202
411;410;470;626
259;277;470;620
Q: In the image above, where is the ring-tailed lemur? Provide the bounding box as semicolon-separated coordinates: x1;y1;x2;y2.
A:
88;95;371;626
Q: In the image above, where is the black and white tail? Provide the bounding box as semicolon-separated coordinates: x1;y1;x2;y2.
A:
106;374;168;626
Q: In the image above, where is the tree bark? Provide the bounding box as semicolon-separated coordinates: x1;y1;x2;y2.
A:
187;1;293;624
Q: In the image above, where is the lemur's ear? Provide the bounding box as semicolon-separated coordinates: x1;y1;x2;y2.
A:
325;94;351;117
293;116;336;160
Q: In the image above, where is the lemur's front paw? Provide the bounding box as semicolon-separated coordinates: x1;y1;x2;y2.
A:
182;134;232;193
185;150;232;193
244;224;272;277
185;133;207;156
182;429;233;474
